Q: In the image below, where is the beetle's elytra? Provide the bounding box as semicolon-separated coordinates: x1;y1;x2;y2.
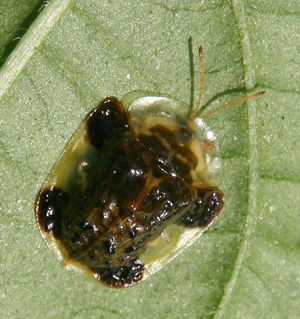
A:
35;47;265;288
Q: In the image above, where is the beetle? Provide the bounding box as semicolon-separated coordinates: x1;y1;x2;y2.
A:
35;46;265;288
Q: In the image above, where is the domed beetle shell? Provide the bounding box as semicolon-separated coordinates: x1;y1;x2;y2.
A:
35;47;265;288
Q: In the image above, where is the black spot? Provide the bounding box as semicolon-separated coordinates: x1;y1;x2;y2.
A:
87;97;129;150
88;252;97;263
36;187;69;238
70;232;83;246
125;245;138;254
104;239;117;255
106;260;113;267
81;222;94;233
129;228;137;238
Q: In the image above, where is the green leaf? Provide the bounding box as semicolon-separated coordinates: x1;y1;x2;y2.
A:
0;0;45;67
0;0;299;318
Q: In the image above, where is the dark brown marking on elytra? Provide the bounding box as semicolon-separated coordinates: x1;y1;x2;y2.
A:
104;239;117;255
138;125;198;183
93;259;145;288
35;97;225;288
138;133;168;159
174;144;198;169
36;187;69;239
87;97;130;151
176;188;225;227
150;124;177;144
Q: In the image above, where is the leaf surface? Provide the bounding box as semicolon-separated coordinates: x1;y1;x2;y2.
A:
0;1;299;318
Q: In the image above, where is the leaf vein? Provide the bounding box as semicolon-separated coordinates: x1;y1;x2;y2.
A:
213;0;261;316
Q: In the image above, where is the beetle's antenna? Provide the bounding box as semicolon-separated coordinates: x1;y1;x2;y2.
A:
189;45;266;120
190;46;205;119
200;91;266;119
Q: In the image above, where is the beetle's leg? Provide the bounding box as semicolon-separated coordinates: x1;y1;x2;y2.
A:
200;140;215;153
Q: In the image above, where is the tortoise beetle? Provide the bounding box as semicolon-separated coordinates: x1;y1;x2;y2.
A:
35;47;265;288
